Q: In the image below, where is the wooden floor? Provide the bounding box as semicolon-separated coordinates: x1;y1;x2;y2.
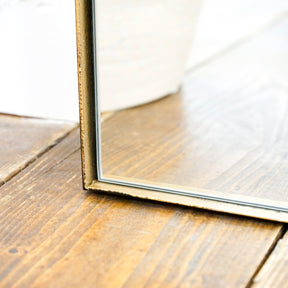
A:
1;3;288;287
0;114;288;287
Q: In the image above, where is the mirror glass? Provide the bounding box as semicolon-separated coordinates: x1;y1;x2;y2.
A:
94;0;288;212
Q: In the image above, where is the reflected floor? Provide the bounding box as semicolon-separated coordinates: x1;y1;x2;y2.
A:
101;18;288;204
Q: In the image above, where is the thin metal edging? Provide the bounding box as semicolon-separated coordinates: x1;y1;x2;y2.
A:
92;0;103;180
92;0;288;215
98;177;288;214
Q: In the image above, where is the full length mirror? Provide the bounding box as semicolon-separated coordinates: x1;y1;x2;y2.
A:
93;0;288;216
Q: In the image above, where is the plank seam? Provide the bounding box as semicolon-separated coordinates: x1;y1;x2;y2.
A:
245;225;288;288
0;125;78;187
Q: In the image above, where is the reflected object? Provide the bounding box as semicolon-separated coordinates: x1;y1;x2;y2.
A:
97;0;202;111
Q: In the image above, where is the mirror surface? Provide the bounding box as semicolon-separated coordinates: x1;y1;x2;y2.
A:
95;0;288;212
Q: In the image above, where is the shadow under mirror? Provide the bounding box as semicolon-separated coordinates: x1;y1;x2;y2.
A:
96;0;288;211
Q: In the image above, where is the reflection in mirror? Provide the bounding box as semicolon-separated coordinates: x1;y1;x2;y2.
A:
95;0;288;211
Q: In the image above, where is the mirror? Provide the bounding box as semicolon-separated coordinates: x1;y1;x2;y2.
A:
93;0;288;216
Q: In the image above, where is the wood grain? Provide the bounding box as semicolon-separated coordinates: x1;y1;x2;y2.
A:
0;114;76;185
251;229;288;288
0;127;284;288
101;17;288;205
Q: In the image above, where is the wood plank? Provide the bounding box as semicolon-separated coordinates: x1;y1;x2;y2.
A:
0;114;76;185
250;229;288;288
0;128;284;288
101;17;288;206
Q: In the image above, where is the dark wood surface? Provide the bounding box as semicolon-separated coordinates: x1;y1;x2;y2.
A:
0;115;287;288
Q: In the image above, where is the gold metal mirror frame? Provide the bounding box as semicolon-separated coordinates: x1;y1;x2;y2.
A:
76;0;288;222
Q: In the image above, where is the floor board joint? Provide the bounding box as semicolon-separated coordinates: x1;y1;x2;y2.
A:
246;225;287;288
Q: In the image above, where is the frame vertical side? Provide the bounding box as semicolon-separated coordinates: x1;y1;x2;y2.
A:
75;0;98;188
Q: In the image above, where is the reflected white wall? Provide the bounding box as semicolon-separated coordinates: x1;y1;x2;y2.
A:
0;0;287;121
